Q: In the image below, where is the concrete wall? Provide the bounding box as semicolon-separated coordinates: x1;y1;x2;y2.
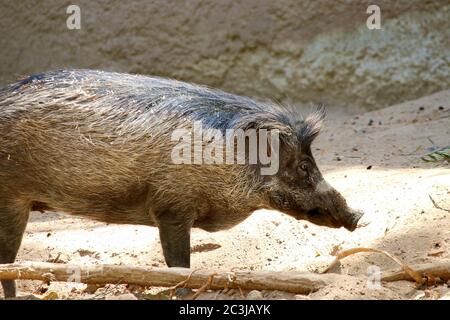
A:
0;0;449;110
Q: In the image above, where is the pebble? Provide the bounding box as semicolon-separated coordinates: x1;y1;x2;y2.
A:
246;290;264;300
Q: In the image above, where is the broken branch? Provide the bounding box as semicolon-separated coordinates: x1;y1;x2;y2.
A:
2;258;449;297
0;261;338;294
382;260;450;282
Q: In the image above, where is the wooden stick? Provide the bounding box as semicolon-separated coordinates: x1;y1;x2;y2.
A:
382;260;450;282
2;260;449;296
0;262;338;294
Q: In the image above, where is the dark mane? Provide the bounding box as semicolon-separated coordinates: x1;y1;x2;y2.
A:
297;104;326;148
2;69;325;146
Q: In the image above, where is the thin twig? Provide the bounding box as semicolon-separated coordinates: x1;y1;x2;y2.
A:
168;269;197;300
323;247;424;284
429;195;450;213
86;278;124;300
191;273;217;300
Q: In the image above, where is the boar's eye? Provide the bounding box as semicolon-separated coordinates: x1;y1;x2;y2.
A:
297;161;314;186
299;162;308;173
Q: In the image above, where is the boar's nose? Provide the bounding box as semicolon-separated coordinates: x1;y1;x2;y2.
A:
342;208;364;231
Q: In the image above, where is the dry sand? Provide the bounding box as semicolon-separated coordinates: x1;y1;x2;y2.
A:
3;90;449;300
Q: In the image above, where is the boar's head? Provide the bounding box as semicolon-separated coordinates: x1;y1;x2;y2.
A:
264;106;363;231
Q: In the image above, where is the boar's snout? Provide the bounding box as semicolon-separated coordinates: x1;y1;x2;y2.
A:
312;180;364;231
341;208;364;231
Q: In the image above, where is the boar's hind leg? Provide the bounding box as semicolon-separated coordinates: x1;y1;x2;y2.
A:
157;214;192;268
0;200;30;298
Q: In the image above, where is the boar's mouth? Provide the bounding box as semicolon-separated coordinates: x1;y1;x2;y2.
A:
305;208;343;229
305;207;362;231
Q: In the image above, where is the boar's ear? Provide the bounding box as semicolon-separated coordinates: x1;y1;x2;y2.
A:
298;104;326;147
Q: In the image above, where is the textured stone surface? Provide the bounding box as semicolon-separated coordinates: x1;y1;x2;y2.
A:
0;0;448;110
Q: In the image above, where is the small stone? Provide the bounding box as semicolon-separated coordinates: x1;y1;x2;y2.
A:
246;290;264;300
413;291;425;300
42;291;59;300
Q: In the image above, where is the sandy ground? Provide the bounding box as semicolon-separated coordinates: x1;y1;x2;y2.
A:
2;90;449;300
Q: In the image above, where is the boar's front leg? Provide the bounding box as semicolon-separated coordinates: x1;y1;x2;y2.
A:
157;213;192;268
0;200;30;298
